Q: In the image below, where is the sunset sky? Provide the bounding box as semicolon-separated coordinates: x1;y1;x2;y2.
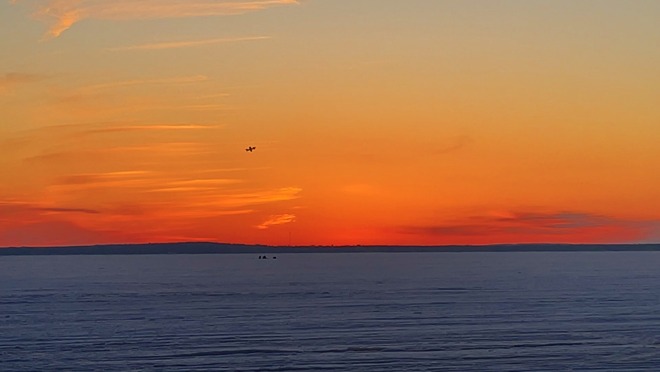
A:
1;0;659;247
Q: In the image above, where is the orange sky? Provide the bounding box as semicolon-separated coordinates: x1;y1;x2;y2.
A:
1;0;659;247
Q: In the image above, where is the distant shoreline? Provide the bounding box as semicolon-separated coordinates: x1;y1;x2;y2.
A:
1;242;660;256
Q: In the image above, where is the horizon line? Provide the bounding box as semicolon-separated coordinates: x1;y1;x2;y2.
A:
2;241;659;250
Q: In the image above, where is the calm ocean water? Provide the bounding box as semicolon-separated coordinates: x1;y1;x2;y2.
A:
2;252;660;371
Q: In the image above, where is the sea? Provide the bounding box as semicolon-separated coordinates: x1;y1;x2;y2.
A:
3;251;660;371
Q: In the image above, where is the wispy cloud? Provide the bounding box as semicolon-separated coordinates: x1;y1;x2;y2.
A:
55;171;153;186
257;213;296;229
0;200;100;216
24;142;213;164
108;36;271;52
149;178;242;193
84;124;216;134
14;0;298;39
435;135;472;155
398;210;659;244
149;103;235;112
83;75;209;91
192;187;303;209
12;121;218;138
39;207;100;214
0;72;43;93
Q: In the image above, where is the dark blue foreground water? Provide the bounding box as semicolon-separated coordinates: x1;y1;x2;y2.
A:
2;252;660;371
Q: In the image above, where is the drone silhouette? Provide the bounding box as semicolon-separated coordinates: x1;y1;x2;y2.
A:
245;146;256;152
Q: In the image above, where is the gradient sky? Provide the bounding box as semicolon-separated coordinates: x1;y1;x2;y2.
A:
1;0;659;247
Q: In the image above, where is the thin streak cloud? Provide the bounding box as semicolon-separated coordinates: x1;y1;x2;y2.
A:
200;187;303;208
0;201;100;216
39;207;101;214
257;214;296;229
398;210;658;243
23;141;211;163
107;36;272;52
13;0;298;39
55;171;153;186
84;75;209;90
85;124;216;134
0;72;44;93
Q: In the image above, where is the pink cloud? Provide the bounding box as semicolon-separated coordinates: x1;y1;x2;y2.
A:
14;0;299;38
257;213;296;229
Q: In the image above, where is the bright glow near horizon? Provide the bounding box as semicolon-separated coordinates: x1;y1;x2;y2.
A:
1;0;660;247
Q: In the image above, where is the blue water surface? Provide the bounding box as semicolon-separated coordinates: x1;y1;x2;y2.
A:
2;252;660;371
